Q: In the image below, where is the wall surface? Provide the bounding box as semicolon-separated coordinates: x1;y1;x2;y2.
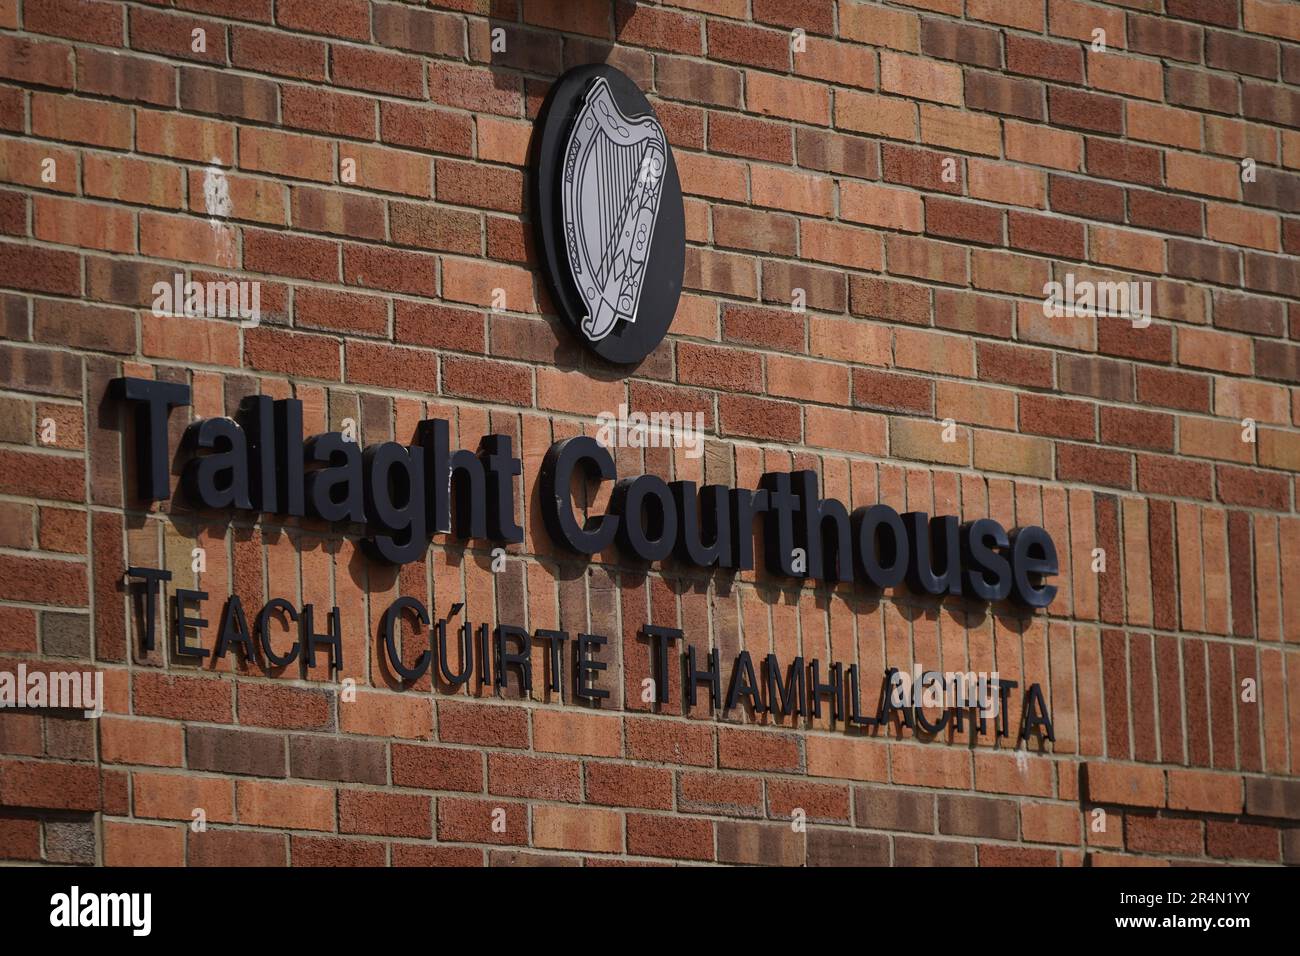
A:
1;0;1299;867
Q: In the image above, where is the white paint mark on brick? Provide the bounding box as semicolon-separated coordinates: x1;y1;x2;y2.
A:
203;157;238;267
203;158;232;219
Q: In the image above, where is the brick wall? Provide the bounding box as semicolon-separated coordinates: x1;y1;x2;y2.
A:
1;0;1298;867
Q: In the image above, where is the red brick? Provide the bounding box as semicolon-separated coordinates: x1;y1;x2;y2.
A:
244;327;341;381
1206;820;1280;861
339;789;431;838
277;0;368;41
436;797;527;846
626;813;714;861
0;759;100;811
104;821;183;866
237;779;334;831
1085;763;1165;807
28;0;123;46
438;702;528;749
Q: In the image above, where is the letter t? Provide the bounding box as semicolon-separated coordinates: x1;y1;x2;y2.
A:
113;377;191;500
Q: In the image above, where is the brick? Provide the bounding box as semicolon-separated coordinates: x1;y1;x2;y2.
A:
1127;101;1203;150
965;71;1044;121
438;702;528;749
938;794;1019;840
880;52;962;105
624;717;713;767
1021;802;1081;845
1169;769;1244;814
237;779;334;831
134;673;232;723
130;8;226;64
488;752;580;801
137;109;234;164
853;368;934;416
796;127;879;177
0;242;80;296
920;17;1001;68
436;798;524;846
0;759;100;811
1126;814;1203;855
715;820;804;865
1008;35;1083;84
534;711;621;758
240;128;334;183
708;113;792;165
626;813;714;861
842;182;923;231
1089;52;1163;100
189;828;286;867
1129;190;1204;237
708;21;788;70
0;35;74;88
1049;86;1123;133
745;73;829;127
34;299;134;355
656;57;740;110
29;0;123;46
793;737;879;784
346;341;439;394
179;67;274;122
277;0;369;41
1009;211;1085;259
1244;777;1300;820
1206;820;1280;860
291;835;386;866
339;789;430;838
238;683;333;731
32;94;131;149
837;90;917;140
289;735;385;784
104;821;183;866
719;394;801;442
332;45;423;99
533;804;622;854
751;165;833;217
231;26;327;80
920;104;1001;156
381;102;474;155
1168;153;1241;200
584;762;673;810
1008;122;1083;171
896;836;977;865
392;744;481;792
1085;762;1165;807
339;691;430;740
244;327;341;381
925;197;1002;244
883;143;962;195
135;771;233;823
281;86;375;139
187;726;285;777
1048;173;1128;224
968;160;1047;209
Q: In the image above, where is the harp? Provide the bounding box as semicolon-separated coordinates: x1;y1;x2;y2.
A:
561;77;668;342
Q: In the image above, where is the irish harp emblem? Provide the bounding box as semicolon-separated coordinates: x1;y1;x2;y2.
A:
561;77;668;342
